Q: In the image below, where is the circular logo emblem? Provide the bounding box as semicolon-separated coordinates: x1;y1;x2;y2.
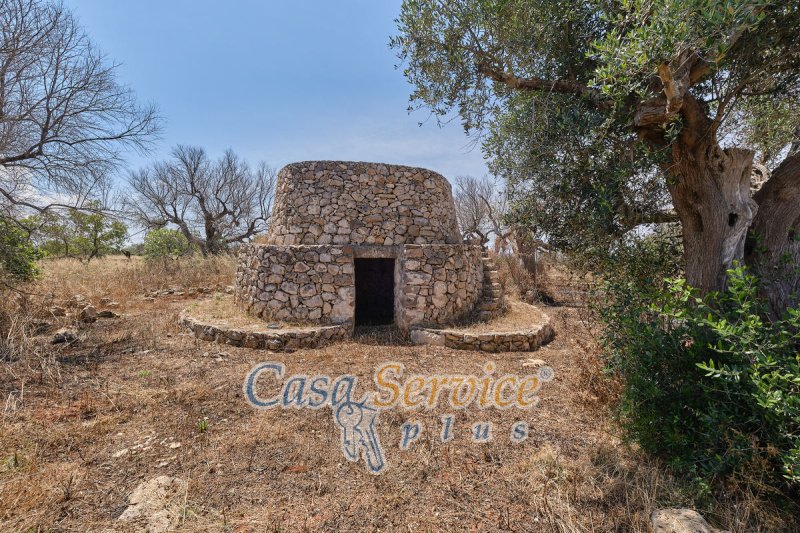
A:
537;366;555;382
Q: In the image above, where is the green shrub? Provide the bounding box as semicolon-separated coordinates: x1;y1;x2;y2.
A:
143;228;193;263
600;265;800;492
0;219;41;281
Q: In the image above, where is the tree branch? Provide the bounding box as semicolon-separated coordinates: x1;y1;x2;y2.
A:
475;63;612;110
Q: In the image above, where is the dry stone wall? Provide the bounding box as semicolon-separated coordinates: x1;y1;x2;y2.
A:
267;161;461;246
410;322;555;352
235;244;355;324
179;312;351;351
397;244;483;328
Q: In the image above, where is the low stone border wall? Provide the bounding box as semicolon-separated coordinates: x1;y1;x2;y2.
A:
179;311;351;351
409;315;554;353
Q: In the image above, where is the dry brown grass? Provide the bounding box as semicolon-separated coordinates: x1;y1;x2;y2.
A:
0;257;796;532
37;254;235;305
442;300;547;333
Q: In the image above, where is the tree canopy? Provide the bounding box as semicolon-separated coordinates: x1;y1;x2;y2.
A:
394;0;800;313
34;202;127;261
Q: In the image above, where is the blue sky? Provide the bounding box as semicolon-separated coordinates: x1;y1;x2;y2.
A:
67;0;489;181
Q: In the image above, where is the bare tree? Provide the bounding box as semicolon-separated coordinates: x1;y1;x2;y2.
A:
0;0;158;217
453;175;491;245
453;175;514;252
126;145;276;255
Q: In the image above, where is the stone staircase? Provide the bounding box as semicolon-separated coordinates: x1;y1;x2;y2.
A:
476;256;507;321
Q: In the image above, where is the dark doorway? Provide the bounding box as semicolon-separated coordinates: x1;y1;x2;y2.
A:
354;258;395;326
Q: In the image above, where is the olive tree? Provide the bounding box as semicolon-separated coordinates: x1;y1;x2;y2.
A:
393;0;800;315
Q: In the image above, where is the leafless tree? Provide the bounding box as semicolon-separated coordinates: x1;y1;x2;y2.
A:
0;0;158;218
454;175;491;244
126;145;276;255
455;174;554;291
453;175;514;252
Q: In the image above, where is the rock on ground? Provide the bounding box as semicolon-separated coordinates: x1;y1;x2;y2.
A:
652;509;730;533
51;328;77;344
117;476;188;533
409;329;445;346
79;305;97;322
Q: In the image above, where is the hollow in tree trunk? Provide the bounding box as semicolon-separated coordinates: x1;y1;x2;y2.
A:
669;139;757;294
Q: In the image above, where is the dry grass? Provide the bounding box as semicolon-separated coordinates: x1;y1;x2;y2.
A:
441;300;547;333
0;257;796;532
37;255;235;305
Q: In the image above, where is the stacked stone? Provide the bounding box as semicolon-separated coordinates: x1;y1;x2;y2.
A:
267;161;460;246
397;244;483;328
232;161;493;331
235;244;355;324
179;312;351;351
410;321;555;353
475;256;507;321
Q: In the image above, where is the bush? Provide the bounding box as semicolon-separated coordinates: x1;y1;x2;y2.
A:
0;219;41;281
143;228;193;263
600;264;800;493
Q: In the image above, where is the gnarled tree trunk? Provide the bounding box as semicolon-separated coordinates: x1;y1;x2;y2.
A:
669;141;757;294
746;151;800;317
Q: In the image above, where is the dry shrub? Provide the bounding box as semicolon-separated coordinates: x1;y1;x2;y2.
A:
575;338;621;406
0;291;35;362
494;252;558;304
494;253;530;298
0;283;55;369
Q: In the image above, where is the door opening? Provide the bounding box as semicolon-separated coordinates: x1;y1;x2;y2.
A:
354;258;395;326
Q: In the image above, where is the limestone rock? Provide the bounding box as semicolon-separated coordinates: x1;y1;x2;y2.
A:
410;329;445;346
79;305;97;322
117;476;188;533
651;509;729;533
